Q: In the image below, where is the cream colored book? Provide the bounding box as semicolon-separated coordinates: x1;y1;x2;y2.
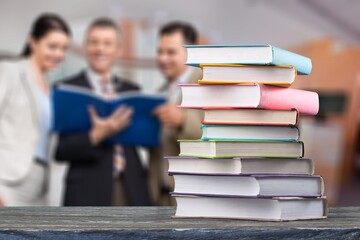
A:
173;195;327;221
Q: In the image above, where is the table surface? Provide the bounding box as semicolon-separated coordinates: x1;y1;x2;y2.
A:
0;206;359;230
0;207;359;239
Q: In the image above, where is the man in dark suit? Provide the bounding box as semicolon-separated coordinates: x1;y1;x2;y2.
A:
55;18;151;206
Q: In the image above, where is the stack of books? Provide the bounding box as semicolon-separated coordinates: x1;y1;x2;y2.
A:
166;44;327;221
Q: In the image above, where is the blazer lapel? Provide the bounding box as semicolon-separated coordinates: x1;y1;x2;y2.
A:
113;76;125;93
72;71;93;90
19;59;40;128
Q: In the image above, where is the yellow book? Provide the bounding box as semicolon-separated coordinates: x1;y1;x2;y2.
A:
198;64;297;87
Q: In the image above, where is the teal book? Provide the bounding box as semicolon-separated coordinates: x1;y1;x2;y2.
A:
201;124;300;142
184;44;312;75
52;85;166;147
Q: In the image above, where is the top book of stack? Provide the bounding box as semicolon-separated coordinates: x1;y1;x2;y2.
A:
184;44;312;75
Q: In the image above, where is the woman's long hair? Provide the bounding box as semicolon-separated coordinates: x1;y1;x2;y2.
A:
21;13;71;57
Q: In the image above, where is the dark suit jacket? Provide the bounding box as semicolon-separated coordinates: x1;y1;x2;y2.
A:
55;71;151;206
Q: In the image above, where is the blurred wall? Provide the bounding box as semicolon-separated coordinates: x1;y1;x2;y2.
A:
0;0;359;206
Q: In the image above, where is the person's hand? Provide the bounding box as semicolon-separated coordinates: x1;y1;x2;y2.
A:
89;105;133;145
154;103;185;127
0;194;6;206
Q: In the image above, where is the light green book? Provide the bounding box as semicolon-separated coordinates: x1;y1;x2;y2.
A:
178;140;304;158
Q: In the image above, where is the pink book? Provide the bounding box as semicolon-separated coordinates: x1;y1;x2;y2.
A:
179;84;319;115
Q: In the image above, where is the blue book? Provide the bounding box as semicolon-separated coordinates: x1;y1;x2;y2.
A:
52;85;166;147
184;44;312;75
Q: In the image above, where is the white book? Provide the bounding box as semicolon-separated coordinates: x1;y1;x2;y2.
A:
172;174;324;197
174;195;327;221
184;44;312;75
166;157;314;175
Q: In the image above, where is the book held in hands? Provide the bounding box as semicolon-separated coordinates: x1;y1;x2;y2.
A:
52;84;166;147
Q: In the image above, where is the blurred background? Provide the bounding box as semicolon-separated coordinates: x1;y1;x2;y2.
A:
0;0;359;206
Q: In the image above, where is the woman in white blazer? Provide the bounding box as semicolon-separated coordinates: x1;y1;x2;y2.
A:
0;13;71;206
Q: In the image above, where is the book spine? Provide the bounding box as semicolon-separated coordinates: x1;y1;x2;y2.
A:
295;125;300;140
319;176;325;195
202;120;298;127
271;46;312;75
300;141;305;158
258;85;319;115
293;108;300;125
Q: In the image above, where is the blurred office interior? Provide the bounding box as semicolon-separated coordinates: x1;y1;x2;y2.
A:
0;0;359;206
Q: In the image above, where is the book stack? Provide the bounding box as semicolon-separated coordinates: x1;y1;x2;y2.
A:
166;44;327;221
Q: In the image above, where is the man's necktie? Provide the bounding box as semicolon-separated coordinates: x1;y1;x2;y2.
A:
100;76;126;178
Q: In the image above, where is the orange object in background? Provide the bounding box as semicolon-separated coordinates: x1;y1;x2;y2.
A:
293;38;360;206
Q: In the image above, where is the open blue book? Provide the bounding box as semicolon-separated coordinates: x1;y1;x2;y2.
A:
52;85;166;147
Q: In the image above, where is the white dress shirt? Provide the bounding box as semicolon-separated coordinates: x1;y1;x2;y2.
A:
86;68;115;97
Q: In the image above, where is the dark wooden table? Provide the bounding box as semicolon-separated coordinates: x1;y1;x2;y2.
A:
0;207;359;239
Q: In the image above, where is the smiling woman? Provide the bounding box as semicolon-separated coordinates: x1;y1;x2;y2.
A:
0;13;71;206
